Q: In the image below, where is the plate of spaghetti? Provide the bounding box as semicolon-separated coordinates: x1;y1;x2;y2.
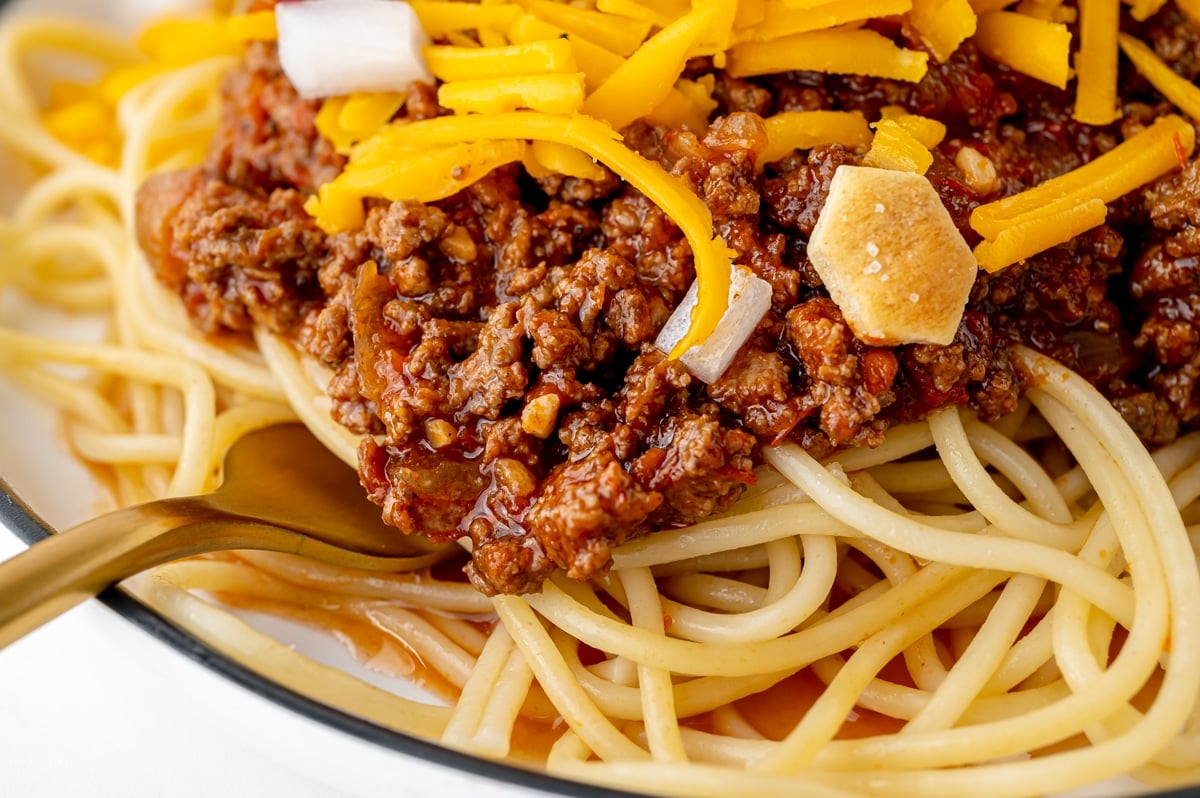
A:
2;0;1200;796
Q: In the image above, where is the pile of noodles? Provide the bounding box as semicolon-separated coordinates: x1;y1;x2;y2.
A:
0;9;1199;798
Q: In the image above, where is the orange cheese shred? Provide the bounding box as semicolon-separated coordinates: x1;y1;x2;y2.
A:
505;14;625;93
595;0;686;28
1127;0;1169;21
1119;33;1200;122
315;97;354;154
972;115;1195;239
98;63;165;105
727;28;929;82
970;115;1195;270
863;119;935;174
529;140;607;181
968;0;1014;11
523;0;651;57
306;139;529;230
582;1;726;131
339;92;407;136
1073;0;1121;125
734;0;768;28
974;199;1108;272
645;84;717;132
1015;0;1075;22
226;10;277;42
137;16;242;64
757;111;872;167
407;2;522;38
879;106;947;149
425;39;576;82
908;0;977;62
973;10;1072;88
739;0;914;41
438;73;586;115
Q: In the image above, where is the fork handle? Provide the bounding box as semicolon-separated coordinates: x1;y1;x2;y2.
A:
0;498;295;649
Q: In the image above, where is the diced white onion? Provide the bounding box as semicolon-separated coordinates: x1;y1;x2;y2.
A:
655;265;773;384
276;0;433;100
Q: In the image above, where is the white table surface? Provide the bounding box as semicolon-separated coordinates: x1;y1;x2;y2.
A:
0;528;349;798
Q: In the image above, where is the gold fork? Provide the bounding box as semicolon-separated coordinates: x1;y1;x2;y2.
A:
0;424;453;648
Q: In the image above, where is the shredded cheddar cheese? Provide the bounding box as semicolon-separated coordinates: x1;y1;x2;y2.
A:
863;120;935;174
1016;0;1076;22
734;0;767;29
973;11;1072;88
975;199;1108;272
968;0;1015;12
226;10;277;42
758;111;873;167
408;2;523;38
424;39;576;82
1128;0;1169;21
339;92;408;135
97;63;166;105
1119;34;1200;122
645;81;717;132
43;99;118;165
879;106;947;150
909;0;977;62
737;0;913;41
655;76;719;131
331;138;528;204
528;140;607;181
505;15;624;92
315;97;356;154
582;1;727;131
595;0;686;28
137;16;242;64
522;0;651;57
728;28;929;82
1073;0;1121;125
316;92;409;155
971;115;1195;269
438;73;585;115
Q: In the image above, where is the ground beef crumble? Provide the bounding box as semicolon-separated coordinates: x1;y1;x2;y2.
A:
136;8;1200;594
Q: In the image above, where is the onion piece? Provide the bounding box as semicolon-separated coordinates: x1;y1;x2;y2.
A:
655;265;772;384
276;0;433;99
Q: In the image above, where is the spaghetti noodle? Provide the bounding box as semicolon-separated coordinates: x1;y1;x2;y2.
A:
1;3;1200;798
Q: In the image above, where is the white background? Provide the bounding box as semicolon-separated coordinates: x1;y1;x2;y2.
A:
0;530;348;798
